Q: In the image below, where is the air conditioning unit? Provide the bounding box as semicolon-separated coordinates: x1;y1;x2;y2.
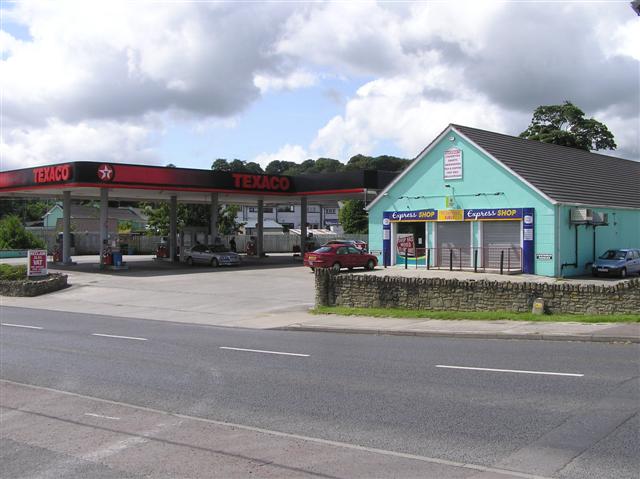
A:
570;208;593;224
592;212;609;225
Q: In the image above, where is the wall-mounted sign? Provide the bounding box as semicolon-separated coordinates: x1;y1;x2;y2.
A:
536;253;553;261
389;209;437;222
445;196;457;208
27;249;48;277
437;209;464;221
465;208;523;221
443;148;463;180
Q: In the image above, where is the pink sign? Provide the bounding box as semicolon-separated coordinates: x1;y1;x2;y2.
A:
28;249;48;277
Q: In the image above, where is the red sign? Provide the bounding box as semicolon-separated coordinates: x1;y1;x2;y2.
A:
33;164;72;184
28;249;48;277
396;234;415;256
97;164;114;181
232;173;291;192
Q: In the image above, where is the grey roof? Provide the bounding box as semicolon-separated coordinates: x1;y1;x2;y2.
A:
452;124;640;209
48;204;148;222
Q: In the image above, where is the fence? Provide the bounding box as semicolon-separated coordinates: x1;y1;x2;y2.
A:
398;247;522;274
24;228;368;255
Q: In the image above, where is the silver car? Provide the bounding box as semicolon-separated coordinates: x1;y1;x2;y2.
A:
185;244;241;267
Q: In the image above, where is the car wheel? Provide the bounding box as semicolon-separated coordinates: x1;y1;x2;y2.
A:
366;259;375;271
211;258;219;268
620;267;627;278
186;257;193;266
331;262;341;273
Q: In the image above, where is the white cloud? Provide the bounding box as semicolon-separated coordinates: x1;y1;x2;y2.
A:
254;70;317;93
0;119;158;170
253;144;308;169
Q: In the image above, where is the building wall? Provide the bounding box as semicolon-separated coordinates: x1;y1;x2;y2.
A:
557;205;640;277
238;205;339;229
367;130;556;275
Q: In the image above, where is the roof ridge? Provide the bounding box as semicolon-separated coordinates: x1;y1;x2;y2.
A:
450;123;636;164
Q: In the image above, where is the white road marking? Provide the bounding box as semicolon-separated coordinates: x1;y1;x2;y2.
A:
2;380;552;479
1;323;43;330
219;346;309;357
84;413;120;420
436;365;584;377
91;333;147;341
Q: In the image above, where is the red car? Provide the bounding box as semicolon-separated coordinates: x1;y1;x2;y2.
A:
323;239;368;251
304;244;378;272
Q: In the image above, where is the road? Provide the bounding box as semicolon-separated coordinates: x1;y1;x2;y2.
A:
1;306;638;478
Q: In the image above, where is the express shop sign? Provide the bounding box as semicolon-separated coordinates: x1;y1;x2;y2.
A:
388;208;524;221
465;208;523;220
389;209;437;222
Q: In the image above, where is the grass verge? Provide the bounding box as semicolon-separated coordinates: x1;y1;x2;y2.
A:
0;263;27;281
312;306;640;323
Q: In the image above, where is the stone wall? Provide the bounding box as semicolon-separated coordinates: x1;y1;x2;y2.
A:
315;270;640;315
0;274;68;297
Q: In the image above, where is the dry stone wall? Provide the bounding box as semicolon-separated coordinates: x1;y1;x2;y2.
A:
315;270;640;315
0;274;68;297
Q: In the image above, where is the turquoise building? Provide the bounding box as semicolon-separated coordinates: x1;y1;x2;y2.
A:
366;124;640;277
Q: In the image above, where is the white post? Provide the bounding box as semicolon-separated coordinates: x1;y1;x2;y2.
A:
99;188;108;267
257;199;264;257
300;197;308;255
210;193;219;244
62;190;72;264
169;195;177;262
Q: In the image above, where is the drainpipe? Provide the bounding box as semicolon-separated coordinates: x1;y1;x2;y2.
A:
560;209;579;277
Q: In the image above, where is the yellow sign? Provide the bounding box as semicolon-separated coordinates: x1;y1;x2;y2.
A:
437;209;464;221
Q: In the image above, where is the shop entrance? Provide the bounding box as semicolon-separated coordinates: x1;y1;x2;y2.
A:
436;222;471;267
482;221;522;269
395;222;426;264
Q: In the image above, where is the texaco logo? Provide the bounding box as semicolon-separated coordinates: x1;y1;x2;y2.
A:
97;164;114;182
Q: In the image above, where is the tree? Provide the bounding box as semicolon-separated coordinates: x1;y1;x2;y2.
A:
212;159;231;171
338;200;368;234
212;158;264;174
141;202;242;236
0;215;45;249
519;101;616;151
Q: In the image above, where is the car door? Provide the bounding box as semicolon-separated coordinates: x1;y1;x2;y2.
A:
335;246;349;267
347;246;364;267
632;250;640;274
191;245;205;263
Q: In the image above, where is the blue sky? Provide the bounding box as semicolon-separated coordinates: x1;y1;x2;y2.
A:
1;1;638;172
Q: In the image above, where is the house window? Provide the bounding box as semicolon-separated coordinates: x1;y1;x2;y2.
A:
278;205;295;213
248;207;274;213
324;208;337;215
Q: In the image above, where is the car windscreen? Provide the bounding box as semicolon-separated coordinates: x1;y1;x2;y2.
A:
314;247;333;253
599;250;626;260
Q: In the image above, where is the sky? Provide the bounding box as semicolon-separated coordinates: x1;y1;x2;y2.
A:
1;1;638;172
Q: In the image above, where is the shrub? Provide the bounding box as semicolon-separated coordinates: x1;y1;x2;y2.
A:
0;215;45;249
0;264;28;281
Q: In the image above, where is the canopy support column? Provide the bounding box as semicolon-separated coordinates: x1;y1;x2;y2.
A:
99;188;108;268
210;193;219;244
257;199;264;258
300;197;308;255
169;195;177;262
62;190;73;265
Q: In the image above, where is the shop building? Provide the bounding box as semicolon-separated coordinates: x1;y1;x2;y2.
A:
366;124;640;277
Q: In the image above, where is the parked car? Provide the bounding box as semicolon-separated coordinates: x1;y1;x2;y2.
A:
185;244;241;267
322;239;368;251
304;244;377;272
591;249;640;278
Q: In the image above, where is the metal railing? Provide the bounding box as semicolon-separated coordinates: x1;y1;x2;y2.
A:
400;247;522;274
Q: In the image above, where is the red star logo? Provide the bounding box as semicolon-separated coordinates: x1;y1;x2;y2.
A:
97;164;114;181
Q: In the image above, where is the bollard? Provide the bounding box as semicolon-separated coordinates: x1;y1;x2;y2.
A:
532;298;545;315
449;249;453;271
474;249;478;273
500;250;504;275
405;249;408;269
426;249;431;270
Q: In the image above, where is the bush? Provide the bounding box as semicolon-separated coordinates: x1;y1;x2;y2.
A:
0;215;45;249
0;264;28;281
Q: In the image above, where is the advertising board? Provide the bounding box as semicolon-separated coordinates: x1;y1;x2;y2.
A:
27;249;48;277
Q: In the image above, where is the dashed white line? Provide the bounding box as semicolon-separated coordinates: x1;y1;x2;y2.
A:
91;333;147;341
436;365;584;377
84;413;120;420
1;323;43;330
220;346;309;357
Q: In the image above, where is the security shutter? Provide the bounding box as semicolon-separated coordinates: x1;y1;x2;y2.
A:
482;221;522;270
437;222;471;267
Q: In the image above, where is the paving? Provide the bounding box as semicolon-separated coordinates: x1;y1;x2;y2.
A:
1;256;638;342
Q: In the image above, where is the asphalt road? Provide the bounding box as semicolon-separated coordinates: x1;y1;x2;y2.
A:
1;306;638;478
